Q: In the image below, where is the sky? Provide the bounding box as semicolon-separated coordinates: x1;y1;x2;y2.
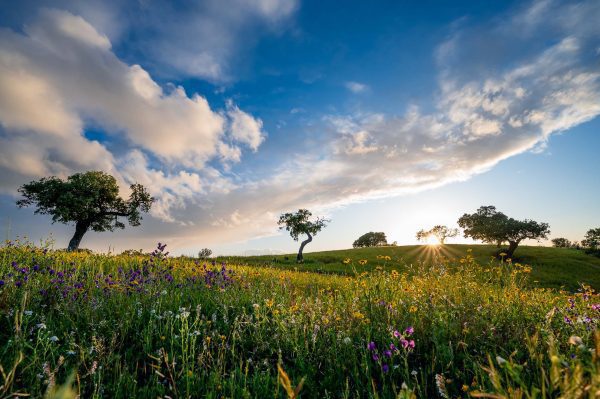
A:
0;0;599;255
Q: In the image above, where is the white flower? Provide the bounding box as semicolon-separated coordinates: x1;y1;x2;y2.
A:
24;310;33;316
49;336;59;342
66;350;76;355
496;356;507;365
36;323;47;329
342;337;352;345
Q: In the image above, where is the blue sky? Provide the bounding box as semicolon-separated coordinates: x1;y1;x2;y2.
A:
0;0;598;254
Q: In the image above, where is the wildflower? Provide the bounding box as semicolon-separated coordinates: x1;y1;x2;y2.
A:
36;323;46;329
393;330;400;338
358;259;368;265
462;384;469;392
367;342;376;351
568;336;583;346
0;280;4;287
342;258;351;264
496;356;507;365
343;337;352;345
404;326;414;336
409;305;417;313
49;336;59;342
383;350;392;358
24;310;33;316
66;350;76;356
382;364;389;373
372;353;379;361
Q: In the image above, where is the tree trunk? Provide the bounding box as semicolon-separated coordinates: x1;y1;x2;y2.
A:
297;232;312;263
506;240;519;258
68;221;90;251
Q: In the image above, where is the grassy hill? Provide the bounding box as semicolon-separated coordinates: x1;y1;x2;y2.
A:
217;244;600;291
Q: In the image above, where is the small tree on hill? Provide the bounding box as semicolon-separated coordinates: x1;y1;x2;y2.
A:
353;232;388;248
17;171;153;251
416;225;458;244
551;238;572;248
198;248;213;259
458;205;550;258
582;228;600;250
278;209;329;263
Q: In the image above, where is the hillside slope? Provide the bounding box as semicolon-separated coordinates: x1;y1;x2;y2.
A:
218;244;600;291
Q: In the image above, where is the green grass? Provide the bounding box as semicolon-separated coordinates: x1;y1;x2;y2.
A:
1;242;599;398
217;244;600;291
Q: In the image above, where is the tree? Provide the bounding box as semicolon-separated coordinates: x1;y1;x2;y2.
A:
551;238;572;248
278;209;329;263
198;248;213;259
582;228;600;250
416;225;458;244
17;171;153;251
353;232;388;248
458;206;550;258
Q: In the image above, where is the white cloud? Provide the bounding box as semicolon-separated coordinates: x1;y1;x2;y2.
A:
344;81;369;93
0;9;264;221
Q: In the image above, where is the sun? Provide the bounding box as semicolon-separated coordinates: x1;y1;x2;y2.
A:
424;235;441;246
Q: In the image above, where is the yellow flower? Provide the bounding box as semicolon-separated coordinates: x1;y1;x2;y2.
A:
205;336;211;343
342;258;351;264
265;298;274;308
358;259;368;265
499;252;507;257
462;384;469;392
409;305;417;313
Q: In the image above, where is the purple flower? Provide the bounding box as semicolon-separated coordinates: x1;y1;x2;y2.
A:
15;280;22;288
382;364;389;373
408;340;415;349
404;326;414;336
0;280;4;287
393;330;400;338
564;316;573;325
389;343;396;351
384;350;392;358
372;353;379;361
367;341;376;351
400;338;409;349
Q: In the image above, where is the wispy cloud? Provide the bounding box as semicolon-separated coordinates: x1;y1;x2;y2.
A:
344;81;369;93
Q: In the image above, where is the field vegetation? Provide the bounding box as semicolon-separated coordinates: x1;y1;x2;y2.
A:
1;240;599;398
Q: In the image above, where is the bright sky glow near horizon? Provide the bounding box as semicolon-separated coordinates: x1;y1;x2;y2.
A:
0;0;599;255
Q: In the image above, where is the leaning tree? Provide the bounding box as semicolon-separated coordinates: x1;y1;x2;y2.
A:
458;205;549;258
278;209;329;263
17;171;154;251
416;225;458;244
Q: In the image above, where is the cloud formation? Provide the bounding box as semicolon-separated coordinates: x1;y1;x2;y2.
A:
0;9;264;220
0;0;599;252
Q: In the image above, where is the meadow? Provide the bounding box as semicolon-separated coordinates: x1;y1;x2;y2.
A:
0;240;599;398
218;244;600;292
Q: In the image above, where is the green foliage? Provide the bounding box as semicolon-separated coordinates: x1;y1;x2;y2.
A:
458;205;550;257
551;237;573;248
415;225;458;244
353;231;388;248
198;248;213;259
277;209;328;241
16;171;153;250
582;228;600;250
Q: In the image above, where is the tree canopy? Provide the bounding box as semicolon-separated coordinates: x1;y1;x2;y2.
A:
551;238;573;248
278;209;328;262
415;225;458;244
353;232;388;248
17;171;153;251
458;205;550;258
582;228;600;250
